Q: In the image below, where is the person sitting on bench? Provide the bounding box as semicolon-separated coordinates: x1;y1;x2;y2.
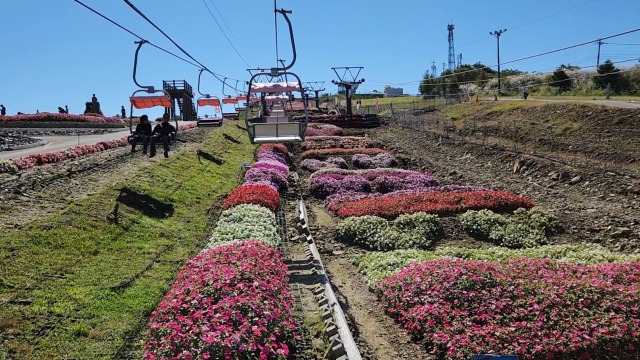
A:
149;113;177;158
130;115;152;154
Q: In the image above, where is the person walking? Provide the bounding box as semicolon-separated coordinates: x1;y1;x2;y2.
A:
121;106;126;118
65;105;69;114
130;115;152;154
149;113;177;158
0;104;6;116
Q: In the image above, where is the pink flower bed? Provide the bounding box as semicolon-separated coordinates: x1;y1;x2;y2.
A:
308;169;439;199
305;123;343;136
375;257;640;360
223;184;281;212
324;185;489;211
244;167;288;192
334;190;533;219
352;153;398;169
252;160;289;175
144;241;298;360
301;136;373;150
0;112;126;123
1;123;198;173
300;157;348;172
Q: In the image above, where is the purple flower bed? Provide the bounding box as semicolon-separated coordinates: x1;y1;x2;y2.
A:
0;112;126;123
257;150;287;165
324;184;488;211
300;157;348;172
308;169;440;199
253;160;289;175
352;153;398;169
245;167;288;192
305;123;343;136
144;241;297;360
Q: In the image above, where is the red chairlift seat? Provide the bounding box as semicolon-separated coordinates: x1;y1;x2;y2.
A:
222;98;238;105
130;95;172;109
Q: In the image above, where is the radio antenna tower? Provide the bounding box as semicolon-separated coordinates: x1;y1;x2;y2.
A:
431;61;437;77
447;24;456;70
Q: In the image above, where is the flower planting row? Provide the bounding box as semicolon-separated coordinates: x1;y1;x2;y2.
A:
375;257;640;359
301;136;374;150
0;123;198;174
334;190;533;219
300;153;398;173
144;241;297;360
355;244;640;284
0;112;126;123
144;143;298;359
309;168;439;199
304;123;343;137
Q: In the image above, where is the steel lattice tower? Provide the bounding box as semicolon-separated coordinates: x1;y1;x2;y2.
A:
447;24;456;71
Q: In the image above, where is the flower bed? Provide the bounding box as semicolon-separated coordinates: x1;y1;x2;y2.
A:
334;190;533;219
324;185;488;211
223;184;281;212
305;123;343;137
300;157;348;172
352;153;398;169
207;204;280;248
144;241;297;360
301;136;373;150
244;167;288;192
300;147;387;160
309;169;438;199
355;244;640;284
336;212;443;251
252;160;289;175
0;123;198;174
0;112;126;123
460;208;559;248
375;257;640;359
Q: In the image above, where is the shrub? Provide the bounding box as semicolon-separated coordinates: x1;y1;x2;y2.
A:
335;212;442;251
460;208;558;248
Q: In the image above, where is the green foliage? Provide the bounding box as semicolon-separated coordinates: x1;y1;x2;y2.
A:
355;244;640;284
593;60;625;92
0;124;256;359
460;207;558;248
335;212;443;251
550;69;572;92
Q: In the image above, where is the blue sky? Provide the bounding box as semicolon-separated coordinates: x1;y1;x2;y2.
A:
1;0;639;118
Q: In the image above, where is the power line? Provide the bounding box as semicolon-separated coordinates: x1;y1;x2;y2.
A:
72;0;200;68
121;0;242;92
201;0;251;68
207;0;253;62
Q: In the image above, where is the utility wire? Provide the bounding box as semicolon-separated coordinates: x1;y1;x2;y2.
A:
201;0;251;68
207;0;253;62
122;0;242;92
73;0;200;68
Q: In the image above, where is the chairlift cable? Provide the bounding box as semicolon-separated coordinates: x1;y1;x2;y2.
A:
201;0;251;68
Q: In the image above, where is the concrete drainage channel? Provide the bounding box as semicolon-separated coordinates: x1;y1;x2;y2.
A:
284;172;362;360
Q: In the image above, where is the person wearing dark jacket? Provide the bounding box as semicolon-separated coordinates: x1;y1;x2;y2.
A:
131;115;152;154
150;113;177;158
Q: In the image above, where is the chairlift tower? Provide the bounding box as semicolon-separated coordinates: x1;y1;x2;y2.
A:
447;24;456;71
331;67;364;120
304;81;325;109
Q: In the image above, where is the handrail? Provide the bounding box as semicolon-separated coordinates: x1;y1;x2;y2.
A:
273;8;296;71
132;40;154;92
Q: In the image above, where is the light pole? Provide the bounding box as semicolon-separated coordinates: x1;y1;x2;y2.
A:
490;29;507;95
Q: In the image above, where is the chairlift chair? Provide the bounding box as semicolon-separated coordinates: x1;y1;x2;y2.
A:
244;76;308;144
195;69;223;126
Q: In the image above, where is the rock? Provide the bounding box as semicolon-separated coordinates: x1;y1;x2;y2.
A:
513;159;526;174
332;250;344;255
448;170;458;176
586;208;597;214
569;175;582;185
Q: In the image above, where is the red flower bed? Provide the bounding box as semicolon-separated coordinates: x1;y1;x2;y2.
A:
300;147;388;159
334;190;533;219
144;241;297;360
376;258;640;359
258;144;288;155
224;184;281;212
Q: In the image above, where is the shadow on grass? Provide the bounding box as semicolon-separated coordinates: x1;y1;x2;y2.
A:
115;187;174;219
197;150;225;165
223;133;242;144
235;124;247;131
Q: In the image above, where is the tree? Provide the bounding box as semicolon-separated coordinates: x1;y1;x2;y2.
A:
549;69;572;92
558;63;581;71
593;60;627;93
